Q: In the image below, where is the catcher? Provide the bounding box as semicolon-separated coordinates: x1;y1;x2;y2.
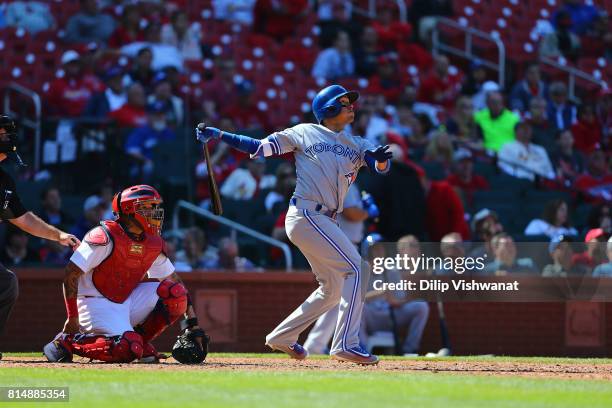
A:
43;185;209;364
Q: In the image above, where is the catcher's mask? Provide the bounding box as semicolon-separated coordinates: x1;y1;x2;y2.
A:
0;114;26;166
112;185;164;236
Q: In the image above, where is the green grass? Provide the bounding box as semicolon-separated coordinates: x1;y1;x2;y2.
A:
0;354;610;407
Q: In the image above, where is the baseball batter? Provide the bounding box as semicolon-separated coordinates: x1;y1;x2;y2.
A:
196;85;392;364
43;185;208;363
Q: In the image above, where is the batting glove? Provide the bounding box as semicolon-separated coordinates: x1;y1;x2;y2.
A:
361;193;380;219
364;145;393;162
195;125;222;143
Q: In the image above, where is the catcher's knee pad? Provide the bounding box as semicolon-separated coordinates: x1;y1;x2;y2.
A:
70;331;144;363
136;280;188;342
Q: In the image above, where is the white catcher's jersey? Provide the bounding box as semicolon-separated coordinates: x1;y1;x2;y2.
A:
255;123;376;212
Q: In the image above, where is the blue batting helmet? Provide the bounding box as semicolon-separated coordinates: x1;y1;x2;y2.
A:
311;85;359;123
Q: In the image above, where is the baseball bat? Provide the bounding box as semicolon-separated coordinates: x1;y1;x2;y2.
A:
198;123;223;216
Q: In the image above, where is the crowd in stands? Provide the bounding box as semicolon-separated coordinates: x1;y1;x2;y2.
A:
0;0;610;275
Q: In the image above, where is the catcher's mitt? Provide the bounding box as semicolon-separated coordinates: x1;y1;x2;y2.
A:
172;328;210;364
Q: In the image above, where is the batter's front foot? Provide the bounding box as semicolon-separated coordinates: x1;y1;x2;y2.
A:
43;333;73;363
331;346;379;365
266;342;309;360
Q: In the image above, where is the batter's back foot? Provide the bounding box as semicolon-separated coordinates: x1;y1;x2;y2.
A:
266;342;309;360
331;346;379;365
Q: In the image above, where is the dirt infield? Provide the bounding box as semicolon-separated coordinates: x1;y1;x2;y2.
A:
2;356;612;380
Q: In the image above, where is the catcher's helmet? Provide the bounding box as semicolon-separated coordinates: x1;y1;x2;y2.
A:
311;85;359;123
0;114;25;165
112;185;164;235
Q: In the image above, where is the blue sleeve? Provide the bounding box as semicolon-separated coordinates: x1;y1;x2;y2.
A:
365;156;391;174
221;131;262;155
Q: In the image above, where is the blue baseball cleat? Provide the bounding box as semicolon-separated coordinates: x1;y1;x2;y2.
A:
331;346;379;365
266;342;309;360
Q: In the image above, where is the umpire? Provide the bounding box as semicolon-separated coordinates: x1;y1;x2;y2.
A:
0;115;80;360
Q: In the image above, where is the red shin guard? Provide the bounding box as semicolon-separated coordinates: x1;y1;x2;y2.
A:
69;331;144;363
136;279;188;342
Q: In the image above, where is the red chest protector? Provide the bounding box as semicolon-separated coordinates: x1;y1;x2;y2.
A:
89;220;163;303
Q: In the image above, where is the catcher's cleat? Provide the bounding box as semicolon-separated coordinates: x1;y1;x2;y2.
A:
331;346;379;365
266;342;309;360
43;333;73;363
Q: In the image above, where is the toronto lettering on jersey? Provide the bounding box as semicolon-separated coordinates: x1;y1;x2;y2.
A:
304;142;360;164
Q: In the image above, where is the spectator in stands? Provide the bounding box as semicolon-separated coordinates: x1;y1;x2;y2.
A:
527;97;557;153
0;226;39;267
265;162;296;213
366;53;405;104
472;81;501;112
317;0;359;49
108;83;148;129
363;237;429;355
424;129;454;169
460;60;488;97
174;227;219;272
353;26;381;78
469;208;505;260
592;236;612;277
587;204;611;233
70;195;105;240
221;81;270;133
46;50;104;117
423;176;470;242
311;30;355;81
552;0;600;35
542;235;575;277
573;227;608;271
5;1;55;34
201;59;239;122
498;122;555;181
205;238;258;271
524;199;578;239
121;22;184;72
108;4;141;48
220;157;275;200
509;63;548;113
409;113;434;160
445;96;481;150
571;104;602;154
370;5;412;51
552;129;585;185
213;0;256;25
435;232;466;275
368;146;427;241
124;101;176;181
125;47;156;92
253;0;309;42
547;82;578;131
474;91;520;152
580;10;612;59
575;149;612;203
597;89;612;146
161;10;203;61
446;149;489;207
84;66;127;119
39;187;72;231
408;0;454;45
483;233;537;275
65;0;116;45
417;55;462;110
147;72;184;127
540;10;581;61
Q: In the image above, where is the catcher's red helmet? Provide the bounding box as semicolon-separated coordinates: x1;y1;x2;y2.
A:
112;185;164;235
